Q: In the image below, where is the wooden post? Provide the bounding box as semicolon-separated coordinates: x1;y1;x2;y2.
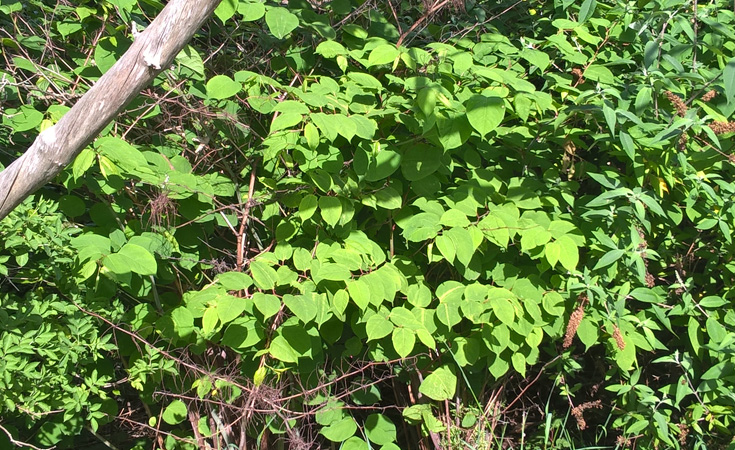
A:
0;0;222;220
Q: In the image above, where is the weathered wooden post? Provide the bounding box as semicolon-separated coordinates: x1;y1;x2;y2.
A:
0;0;222;220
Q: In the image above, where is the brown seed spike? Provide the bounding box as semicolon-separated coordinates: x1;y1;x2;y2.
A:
563;302;585;349
613;325;626;350
701;90;717;101
665;91;688;117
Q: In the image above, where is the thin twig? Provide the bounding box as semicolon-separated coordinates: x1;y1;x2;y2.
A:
0;423;54;450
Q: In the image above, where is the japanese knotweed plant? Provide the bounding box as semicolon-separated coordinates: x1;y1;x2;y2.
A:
4;0;735;448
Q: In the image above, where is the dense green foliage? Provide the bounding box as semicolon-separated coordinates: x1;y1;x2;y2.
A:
3;0;735;448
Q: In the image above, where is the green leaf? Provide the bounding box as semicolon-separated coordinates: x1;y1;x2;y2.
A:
284;294;317;324
250;259;278;290
206;74;241;100
392;327;415;358
520;48;550;71
103;243;157;276
365;414;396;445
725;57;735;105
545;241;561;267
417;87;437;117
576;317;598;349
401;144;442;181
270;112;302;132
367;44;399;67
578;0;597;23
491;297;515;326
299;194;318;221
6;106;43;132
315;263;351;282
444;227;475;266
304;122;320;150
619;130;635;161
466;94;505;136
366;315;394;341
316;40;347;58
214;0;237;23
265;7;299;39
556;235;579;271
593;249;625;270
342;437;369;450
419;366;456;401
238;1;265;20
511;352;526;377
202;306;219;334
321;416;357;442
269;335;299;363
217;271;253;290
347;279;371;310
375;187;403;210
215;295;246;324
253;293;281;319
162;400;187;425
319;196;342;227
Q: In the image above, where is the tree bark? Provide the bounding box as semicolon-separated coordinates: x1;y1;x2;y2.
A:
0;0;222;220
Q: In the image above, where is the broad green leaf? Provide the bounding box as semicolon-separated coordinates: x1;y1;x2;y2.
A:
444;227;475;266
576;317;598;349
366;315;393;341
321;417;357;442
315;262;351;282
365;414;396;445
103;243;157;276
419;366;456;401
217;271;253;290
265;7;299;39
250;259;278;290
367;44;399;67
435;234;455;263
319;196;342;227
239;1;265;21
347;279;371;310
171;307;194;338
488;352;510;378
299;194;318;221
214;0;236;23
206;75;241;100
491;297;515;326
556;235;579;271
401;145;443;181
342;437;369;450
545;241;561;267
375;186;402;210
520;48;550;71
96;137;149;174
316;40;347;58
511;352;526;377
284;294;317;324
269;335;299;363
466;94;505;136
215;295;246;324
162;400;187;425
392;327;415;358
202;306;219;334
253;293;281;319
270;112;302;132
417;86;437;117
6;105;43;132
304;122;320;150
